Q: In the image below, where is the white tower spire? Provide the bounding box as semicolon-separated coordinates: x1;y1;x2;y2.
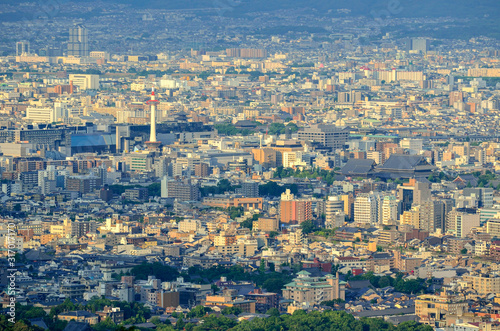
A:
149;87;157;142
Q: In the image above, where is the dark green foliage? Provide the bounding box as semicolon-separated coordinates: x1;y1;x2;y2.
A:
4;298;151;331
273;167;337;185
267;122;300;135
241;212;261;230
348;272;427;294
109;183;162;197
193;314;237;330
471;170;496;187
240;218;254;230
228;207;244;220
231;310;432;331
215;123;253;136
130;262;179;281
186;265;292;294
186;306;213;318
321;298;345;307
258;181;298;197
221;306;242;316
147;182;161;197
200;179;235;197
300;220;316;234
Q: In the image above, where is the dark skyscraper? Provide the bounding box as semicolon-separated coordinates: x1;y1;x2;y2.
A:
68;25;89;57
16;41;29;56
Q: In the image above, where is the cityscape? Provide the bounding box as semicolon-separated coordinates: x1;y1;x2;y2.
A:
1;0;500;330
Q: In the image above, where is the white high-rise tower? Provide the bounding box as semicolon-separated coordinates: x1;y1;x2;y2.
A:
149;88;157;142
145;87;161;150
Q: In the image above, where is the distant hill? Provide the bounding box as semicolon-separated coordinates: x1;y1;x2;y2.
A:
2;0;499;39
75;0;498;19
3;0;496;19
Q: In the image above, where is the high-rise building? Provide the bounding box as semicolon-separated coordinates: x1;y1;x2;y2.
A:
236;181;259;198
280;189;312;225
68;25;89;57
463;187;494;209
66;175;102;195
69;74;100;90
340;194;355;220
446;208;480;238
418;200;445;233
162;178;200;201
16;41;30;56
194;163;209;177
325;196;344;228
382;195;398;225
354;193;378;225
449;91;464;106
397;179;431;212
409;38;429;53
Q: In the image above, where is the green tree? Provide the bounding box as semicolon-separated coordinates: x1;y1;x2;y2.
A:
259;259;266;273
193;315;237;331
92;317;117;331
266;307;280;317
130;262;179;282
263;278;286;293
221;306;242;315
300;220;316;234
186;306;213;318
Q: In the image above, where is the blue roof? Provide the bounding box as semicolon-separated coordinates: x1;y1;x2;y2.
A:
71;134;115;147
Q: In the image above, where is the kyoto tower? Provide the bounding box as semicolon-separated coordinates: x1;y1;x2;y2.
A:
145;87;161;150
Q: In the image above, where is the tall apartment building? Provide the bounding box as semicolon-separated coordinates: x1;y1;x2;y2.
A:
280;189;312;225
194;163;209;177
340;194;354;220
400;200;446;233
236;181;259;198
325;196;345;228
381;195;398;225
418;200;445;233
162;178;200;201
449;91;464;106
66;175;102;194
71;220;97;238
486;218;500;237
68;25;89;57
406;38;429;53
400;206;420;229
252;148;277;168
397;179;431;212
446;208;480;237
354;193;378;225
124;187;149;201
463;187;493;208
